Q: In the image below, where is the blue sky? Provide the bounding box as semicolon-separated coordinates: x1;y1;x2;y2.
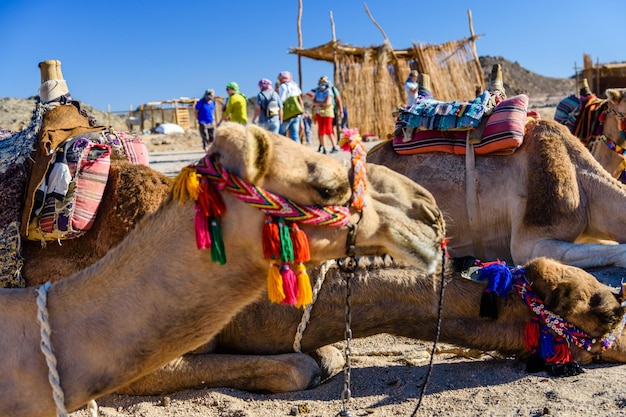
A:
1;1;625;112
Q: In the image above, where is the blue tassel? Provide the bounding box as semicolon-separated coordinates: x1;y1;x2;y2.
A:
539;325;556;360
479;263;513;297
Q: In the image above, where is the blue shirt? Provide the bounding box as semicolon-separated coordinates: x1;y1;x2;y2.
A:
195;98;215;124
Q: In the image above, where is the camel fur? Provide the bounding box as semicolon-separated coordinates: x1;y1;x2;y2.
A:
367;115;626;270
0;122;446;417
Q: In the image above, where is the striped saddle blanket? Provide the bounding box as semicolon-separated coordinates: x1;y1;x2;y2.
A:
393;94;529;156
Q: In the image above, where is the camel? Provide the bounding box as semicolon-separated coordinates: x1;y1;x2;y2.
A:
367;94;626;270
554;81;626;181
0;121;447;417
114;256;626;396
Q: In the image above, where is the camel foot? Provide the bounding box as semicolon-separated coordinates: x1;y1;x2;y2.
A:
307;345;345;382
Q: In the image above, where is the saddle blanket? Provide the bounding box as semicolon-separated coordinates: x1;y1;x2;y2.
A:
393;94;529;156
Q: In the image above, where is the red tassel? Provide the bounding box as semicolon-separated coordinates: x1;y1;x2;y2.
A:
198;179;226;217
290;223;310;263
262;216;281;260
546;338;573;365
194;206;211;249
524;318;540;352
280;263;298;305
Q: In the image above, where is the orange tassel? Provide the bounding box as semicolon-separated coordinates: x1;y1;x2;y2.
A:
262;216;281;260
267;262;285;303
290;223;310;263
295;263;313;308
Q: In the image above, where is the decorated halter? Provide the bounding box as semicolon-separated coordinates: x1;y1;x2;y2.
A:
477;262;626;376
170;130;367;308
601;104;626;143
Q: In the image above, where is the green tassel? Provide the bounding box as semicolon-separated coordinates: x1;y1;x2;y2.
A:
278;218;294;263
209;217;226;264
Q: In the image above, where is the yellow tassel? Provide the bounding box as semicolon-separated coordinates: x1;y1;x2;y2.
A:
267;262;285;303
295;263;313;308
170;166;201;204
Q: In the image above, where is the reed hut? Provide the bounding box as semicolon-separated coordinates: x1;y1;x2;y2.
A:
290;5;484;139
582;53;626;98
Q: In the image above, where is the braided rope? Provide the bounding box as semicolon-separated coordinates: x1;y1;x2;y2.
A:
339;128;367;210
36;281;68;417
293;260;336;352
195;157;350;227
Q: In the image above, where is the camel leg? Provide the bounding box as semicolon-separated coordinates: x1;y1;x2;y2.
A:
116;353;322;395
307;345;345;382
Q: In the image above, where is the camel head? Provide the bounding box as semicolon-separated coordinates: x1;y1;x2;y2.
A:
523;257;626;364
605;88;626;148
206;123;445;272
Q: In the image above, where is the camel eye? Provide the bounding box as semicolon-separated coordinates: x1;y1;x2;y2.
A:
319;188;341;199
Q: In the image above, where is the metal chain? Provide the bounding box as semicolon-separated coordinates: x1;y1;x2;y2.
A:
336;256;358;417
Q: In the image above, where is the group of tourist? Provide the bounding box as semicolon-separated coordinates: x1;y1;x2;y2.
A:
194;71;344;154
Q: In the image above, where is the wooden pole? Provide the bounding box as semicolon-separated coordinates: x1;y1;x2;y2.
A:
107;104;111;128
297;0;303;90
467;9;484;91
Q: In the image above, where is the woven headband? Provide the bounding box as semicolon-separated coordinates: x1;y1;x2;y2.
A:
170;129;367;308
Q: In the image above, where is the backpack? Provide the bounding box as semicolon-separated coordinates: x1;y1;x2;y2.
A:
261;91;280;118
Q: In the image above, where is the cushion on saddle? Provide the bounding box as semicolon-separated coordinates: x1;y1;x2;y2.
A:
393;95;529;155
28;139;111;241
554;94;580;131
397;90;490;131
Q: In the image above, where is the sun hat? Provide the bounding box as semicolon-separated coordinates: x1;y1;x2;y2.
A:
204;89;214;98
278;71;292;82
258;78;273;90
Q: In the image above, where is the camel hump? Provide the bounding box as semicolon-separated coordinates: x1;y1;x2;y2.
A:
523;120;581;227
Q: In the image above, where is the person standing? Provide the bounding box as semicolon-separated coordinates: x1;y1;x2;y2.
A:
194;89;216;151
277;71;304;143
311;76;339;154
219;82;248;125
404;70;419;106
252;78;282;133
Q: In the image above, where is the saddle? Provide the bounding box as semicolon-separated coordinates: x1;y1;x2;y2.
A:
392;93;530;156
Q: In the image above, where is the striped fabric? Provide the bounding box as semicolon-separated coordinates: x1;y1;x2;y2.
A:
393;95;528;156
118;131;149;165
33;143;110;240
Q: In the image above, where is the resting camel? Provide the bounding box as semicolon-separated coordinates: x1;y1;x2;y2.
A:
115;256;626;396
554;81;626;181
368;92;626;269
0;121;447;417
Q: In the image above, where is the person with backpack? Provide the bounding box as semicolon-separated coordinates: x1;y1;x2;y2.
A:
194;89;216;151
277;71;304;142
219;82;248;125
252;78;282;133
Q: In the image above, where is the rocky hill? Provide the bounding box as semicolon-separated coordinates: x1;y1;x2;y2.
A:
480;56;576;106
0;56;576;133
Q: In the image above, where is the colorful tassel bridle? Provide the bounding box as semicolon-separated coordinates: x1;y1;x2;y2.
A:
170;130;367;308
477;262;626;375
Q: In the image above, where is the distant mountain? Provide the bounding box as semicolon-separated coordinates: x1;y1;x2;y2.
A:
479;56;576;106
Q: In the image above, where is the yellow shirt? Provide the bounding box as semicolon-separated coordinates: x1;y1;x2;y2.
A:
223;93;248;125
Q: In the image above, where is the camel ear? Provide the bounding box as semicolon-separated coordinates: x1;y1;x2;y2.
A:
606;88;624;106
241;124;273;184
211;123;274;184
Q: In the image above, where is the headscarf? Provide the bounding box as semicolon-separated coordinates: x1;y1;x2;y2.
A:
258;78;273;90
278;71;292;82
226;82;239;92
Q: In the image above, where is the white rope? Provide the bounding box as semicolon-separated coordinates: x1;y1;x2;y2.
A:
36;281;68;417
293;260;335;352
